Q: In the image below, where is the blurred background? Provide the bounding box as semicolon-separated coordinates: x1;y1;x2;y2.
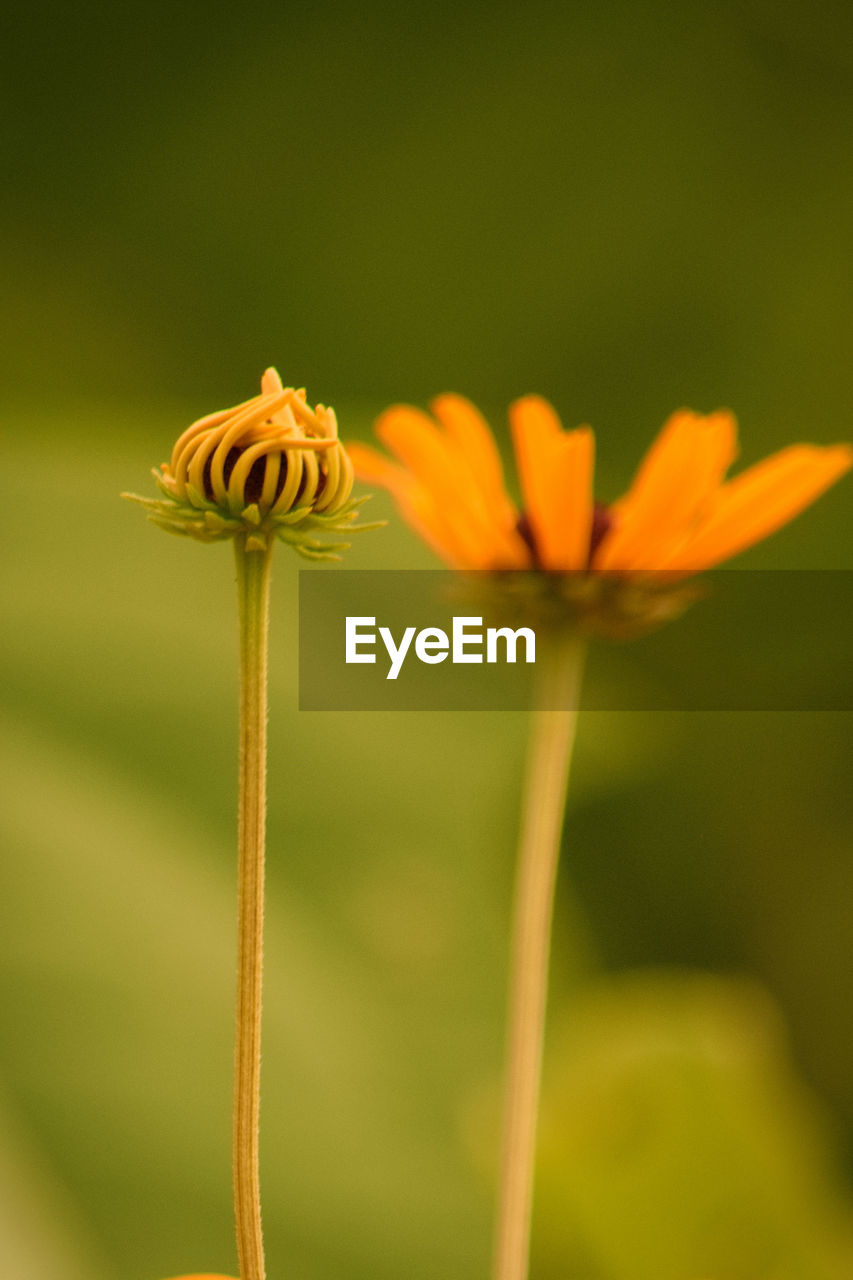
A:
2;0;853;1276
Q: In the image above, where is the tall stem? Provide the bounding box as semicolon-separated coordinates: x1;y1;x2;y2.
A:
233;536;273;1280
492;630;586;1280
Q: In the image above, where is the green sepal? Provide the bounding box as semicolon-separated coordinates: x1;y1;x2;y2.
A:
186;483;214;510
345;519;387;534
124;475;384;558
147;516;190;537
153;471;177;500
292;544;344;562
204;510;230;533
274;505;313;526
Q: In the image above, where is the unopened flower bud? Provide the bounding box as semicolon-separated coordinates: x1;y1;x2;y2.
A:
125;368;378;559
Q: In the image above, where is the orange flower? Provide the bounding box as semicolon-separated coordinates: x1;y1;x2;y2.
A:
347;396;852;576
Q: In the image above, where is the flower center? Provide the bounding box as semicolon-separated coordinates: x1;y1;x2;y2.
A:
516;501;613;569
588;501;614;562
200;447;328;509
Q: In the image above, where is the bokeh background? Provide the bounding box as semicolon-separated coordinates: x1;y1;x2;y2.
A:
3;0;853;1276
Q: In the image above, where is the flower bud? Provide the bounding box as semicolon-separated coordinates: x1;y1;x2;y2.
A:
125;369;375;559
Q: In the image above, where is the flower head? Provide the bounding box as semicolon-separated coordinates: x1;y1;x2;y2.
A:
348;396;852;632
349;396;852;574
125;369;378;559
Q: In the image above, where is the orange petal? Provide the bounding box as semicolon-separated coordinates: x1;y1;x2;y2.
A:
378;405;530;568
429;396;531;565
509;396;561;557
375;405;465;499
619;409;730;504
510;396;593;570
346;441;411;496
596;410;738;570
403;488;477;567
545;427;595;570
348;437;505;567
661;443;853;572
430;394;517;518
376;407;488;534
427;395;533;565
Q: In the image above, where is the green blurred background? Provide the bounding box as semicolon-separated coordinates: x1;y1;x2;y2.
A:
3;0;853;1276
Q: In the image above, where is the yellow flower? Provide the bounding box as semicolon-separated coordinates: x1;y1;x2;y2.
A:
347;396;852;576
125;369;377;559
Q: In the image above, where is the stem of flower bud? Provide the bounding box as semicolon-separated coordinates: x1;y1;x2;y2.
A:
233;535;273;1280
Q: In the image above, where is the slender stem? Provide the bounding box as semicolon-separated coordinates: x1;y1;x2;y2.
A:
233;536;273;1280
492;630;586;1280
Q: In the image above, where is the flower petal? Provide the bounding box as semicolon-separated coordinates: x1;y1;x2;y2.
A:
430;394;531;566
430;394;516;517
547;427;595;570
660;443;853;572
372;405;530;568
347;440;468;564
347;436;513;568
261;367;283;395
376;405;467;498
510;396;594;570
595;410;738;569
345;441;411;496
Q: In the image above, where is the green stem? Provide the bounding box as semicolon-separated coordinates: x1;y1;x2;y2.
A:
233;536;273;1280
492;630;586;1280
